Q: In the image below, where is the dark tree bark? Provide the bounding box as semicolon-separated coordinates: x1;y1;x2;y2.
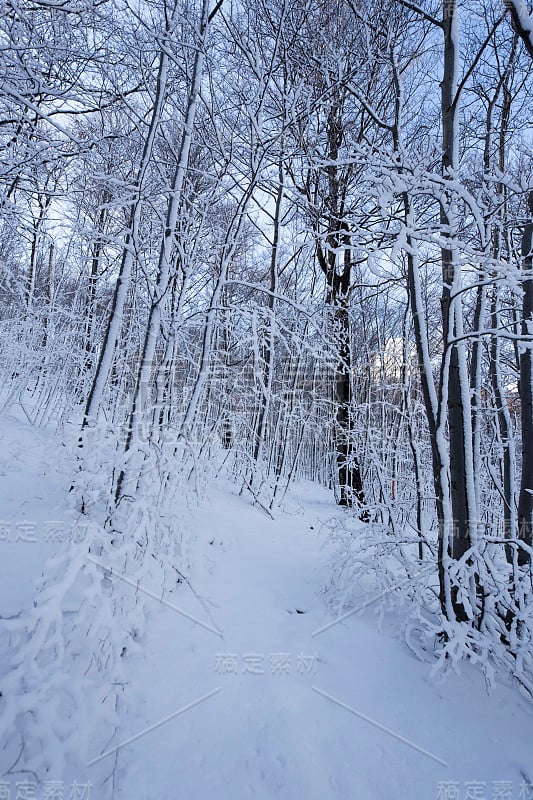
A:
84;196;109;373
517;192;533;566
440;0;473;564
313;97;366;512
505;1;533;58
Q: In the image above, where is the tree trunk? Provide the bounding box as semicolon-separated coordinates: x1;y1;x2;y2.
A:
81;7;177;434
517;196;533;566
115;0;212;502
440;0;477;620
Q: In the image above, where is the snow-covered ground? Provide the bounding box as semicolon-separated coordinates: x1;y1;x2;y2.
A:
1;411;533;800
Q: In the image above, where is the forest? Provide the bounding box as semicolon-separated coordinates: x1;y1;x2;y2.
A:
1;0;533;797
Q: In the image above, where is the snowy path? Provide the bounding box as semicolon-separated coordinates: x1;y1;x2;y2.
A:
1;412;532;799
112;487;533;800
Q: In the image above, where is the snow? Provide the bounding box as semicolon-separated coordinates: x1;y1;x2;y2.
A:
0;408;79;615
510;0;533;42
1;414;533;799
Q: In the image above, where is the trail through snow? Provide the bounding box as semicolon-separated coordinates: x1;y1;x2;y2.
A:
1;412;533;799
114;487;533;800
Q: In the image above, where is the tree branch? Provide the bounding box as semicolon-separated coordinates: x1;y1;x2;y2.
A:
504;0;533;58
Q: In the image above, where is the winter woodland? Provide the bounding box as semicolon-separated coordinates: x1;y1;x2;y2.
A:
1;0;533;796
